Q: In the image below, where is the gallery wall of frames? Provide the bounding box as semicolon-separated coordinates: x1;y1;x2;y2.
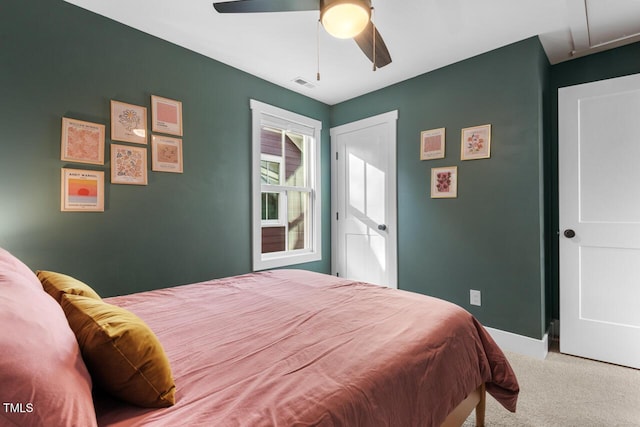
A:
420;123;492;199
60;95;184;212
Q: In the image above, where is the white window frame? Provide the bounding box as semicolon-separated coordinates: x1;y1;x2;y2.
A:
251;99;322;271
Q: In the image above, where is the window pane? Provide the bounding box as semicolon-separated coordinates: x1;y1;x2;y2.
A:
261;160;280;184
287;191;309;250
284;133;306;187
261;127;282;156
261;192;279;220
261;226;285;254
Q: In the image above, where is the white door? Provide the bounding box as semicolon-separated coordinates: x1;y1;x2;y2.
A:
331;111;397;288
559;73;640;369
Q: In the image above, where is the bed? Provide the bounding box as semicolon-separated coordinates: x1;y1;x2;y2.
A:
0;247;518;427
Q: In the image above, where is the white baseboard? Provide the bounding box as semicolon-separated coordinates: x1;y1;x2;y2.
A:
485;327;549;360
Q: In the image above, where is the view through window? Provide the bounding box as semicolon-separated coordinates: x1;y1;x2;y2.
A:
251;100;322;270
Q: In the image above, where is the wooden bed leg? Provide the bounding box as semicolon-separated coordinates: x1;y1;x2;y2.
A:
475;383;486;427
440;384;486;427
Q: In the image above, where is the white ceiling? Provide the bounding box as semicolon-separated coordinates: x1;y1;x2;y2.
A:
64;0;640;105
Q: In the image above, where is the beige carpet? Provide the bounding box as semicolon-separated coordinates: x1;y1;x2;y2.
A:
463;342;640;426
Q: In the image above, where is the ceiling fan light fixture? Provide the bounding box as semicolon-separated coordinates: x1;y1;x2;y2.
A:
321;0;371;39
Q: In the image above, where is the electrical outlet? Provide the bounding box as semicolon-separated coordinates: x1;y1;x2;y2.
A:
470;290;481;306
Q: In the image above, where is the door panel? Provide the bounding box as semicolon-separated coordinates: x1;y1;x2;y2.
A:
331;111;397;288
580;247;640;328
578;92;640;222
559;73;640;369
345;234;385;285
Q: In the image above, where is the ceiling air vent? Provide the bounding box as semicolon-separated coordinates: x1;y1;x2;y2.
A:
292;77;315;89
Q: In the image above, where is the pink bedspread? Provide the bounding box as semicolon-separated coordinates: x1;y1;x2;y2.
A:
96;270;518;426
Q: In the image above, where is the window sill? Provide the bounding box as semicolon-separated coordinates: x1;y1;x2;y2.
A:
253;250;321;271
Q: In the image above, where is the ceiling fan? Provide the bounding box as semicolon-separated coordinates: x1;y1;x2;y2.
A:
212;0;392;69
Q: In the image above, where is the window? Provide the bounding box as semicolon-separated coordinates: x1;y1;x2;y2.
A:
250;100;322;270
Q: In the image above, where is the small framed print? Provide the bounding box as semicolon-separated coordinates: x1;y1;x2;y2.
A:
151;95;183;136
61;118;105;165
461;124;491;160
110;100;147;144
61;168;105;212
151;135;183;173
420;127;445;160
431;166;457;198
111;144;148;185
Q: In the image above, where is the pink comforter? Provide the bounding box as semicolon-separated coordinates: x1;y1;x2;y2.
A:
96;270;518;426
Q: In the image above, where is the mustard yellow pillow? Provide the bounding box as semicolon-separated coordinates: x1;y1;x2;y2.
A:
36;270;101;304
60;294;176;408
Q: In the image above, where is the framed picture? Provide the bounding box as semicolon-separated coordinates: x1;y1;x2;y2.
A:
461;124;491;160
60;118;105;165
60;168;105;212
431;166;457;198
420;127;445;160
111;144;148;185
151;95;183;136
110;100;147;144
151;135;183;173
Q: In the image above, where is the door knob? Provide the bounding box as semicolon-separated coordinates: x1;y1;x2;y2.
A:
564;229;576;238
377;224;387;231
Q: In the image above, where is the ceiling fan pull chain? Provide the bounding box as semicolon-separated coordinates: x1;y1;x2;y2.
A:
317;19;321;81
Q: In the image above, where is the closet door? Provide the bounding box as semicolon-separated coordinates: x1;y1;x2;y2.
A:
559;73;640;369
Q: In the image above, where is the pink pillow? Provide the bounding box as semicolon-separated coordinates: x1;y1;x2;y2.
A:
0;247;42;291
0;251;98;426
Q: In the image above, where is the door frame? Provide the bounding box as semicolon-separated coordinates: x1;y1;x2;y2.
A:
330;110;398;288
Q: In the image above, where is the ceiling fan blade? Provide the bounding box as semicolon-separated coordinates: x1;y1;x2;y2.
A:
354;21;392;68
213;0;319;13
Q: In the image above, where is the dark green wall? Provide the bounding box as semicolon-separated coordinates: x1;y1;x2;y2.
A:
0;0;331;296
332;38;549;339
547;42;640;320
5;0;638;340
